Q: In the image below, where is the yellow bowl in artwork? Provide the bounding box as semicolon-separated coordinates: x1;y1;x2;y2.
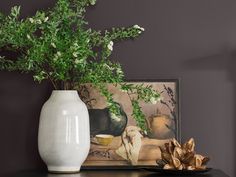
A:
95;134;114;146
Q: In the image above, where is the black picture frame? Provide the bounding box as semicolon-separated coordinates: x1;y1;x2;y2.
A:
82;79;181;170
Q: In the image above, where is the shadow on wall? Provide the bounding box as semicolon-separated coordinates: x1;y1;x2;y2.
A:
183;48;236;71
182;48;236;176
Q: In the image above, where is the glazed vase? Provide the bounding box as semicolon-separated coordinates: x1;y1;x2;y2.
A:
38;90;90;173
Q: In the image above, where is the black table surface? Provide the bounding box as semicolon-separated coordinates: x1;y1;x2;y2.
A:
10;169;229;177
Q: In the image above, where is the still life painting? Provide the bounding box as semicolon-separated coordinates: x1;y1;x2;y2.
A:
82;80;180;167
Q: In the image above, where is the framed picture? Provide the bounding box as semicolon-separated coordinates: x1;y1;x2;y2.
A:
82;79;180;169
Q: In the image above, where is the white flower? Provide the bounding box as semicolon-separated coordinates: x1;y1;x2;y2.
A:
29;18;34;23
74;42;79;47
90;0;96;5
109;41;114;46
37;19;42;24
73;52;78;57
144;130;147;135
56;51;61;57
116;68;123;74
26;34;31;40
133;24;145;32
103;63;113;70
150;97;157;104
120;89;128;93
110;113;120;121
133;24;140;29
108;45;113;51
54;53;60;61
107;41;114;51
44;17;49;22
51;43;56;48
75;59;81;64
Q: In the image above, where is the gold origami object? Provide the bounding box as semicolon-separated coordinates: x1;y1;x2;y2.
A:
157;138;210;170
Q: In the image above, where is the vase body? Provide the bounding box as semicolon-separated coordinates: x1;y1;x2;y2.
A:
148;114;174;139
38;90;90;173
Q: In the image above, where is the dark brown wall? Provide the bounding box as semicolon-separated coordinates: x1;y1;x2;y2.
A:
0;0;236;176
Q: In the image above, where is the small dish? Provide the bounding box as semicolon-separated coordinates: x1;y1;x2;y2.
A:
95;134;114;146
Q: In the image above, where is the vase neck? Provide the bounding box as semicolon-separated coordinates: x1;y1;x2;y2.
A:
50;90;81;101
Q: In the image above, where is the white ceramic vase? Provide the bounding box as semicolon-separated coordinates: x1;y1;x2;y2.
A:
38;90;90;173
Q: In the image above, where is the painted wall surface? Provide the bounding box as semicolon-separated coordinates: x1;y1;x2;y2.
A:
0;0;236;176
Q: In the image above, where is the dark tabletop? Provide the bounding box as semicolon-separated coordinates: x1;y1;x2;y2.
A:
10;169;229;177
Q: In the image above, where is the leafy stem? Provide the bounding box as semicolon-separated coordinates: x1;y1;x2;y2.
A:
0;0;160;131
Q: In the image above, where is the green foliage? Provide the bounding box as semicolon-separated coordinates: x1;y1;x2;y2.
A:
0;0;160;132
120;83;160;103
120;83;161;132
131;99;147;132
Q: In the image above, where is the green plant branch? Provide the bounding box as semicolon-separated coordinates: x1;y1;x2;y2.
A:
0;0;161;131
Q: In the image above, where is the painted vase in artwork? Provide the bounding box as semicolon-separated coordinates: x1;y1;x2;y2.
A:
88;103;128;137
148;114;174;139
38;90;90;173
